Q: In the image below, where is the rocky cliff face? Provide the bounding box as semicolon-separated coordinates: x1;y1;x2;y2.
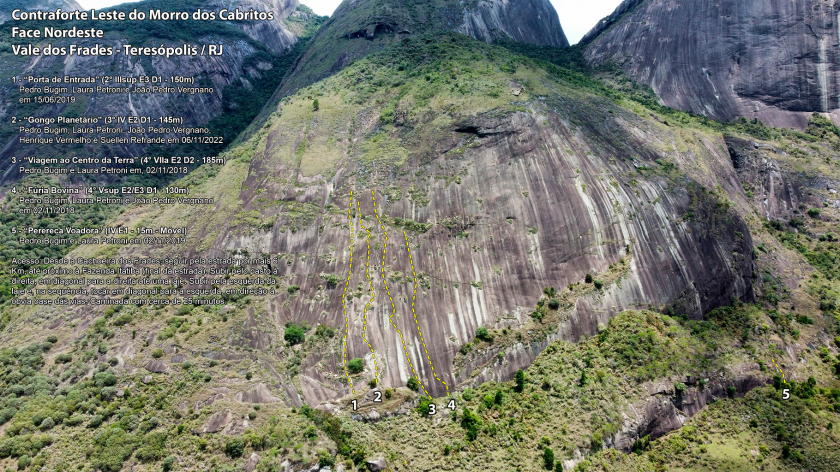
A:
276;0;568;96
96;35;755;401
582;0;840;129
0;0;315;185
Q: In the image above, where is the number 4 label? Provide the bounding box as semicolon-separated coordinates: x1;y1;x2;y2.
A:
447;399;456;411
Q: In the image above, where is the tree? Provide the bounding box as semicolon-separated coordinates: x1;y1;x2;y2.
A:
225;437;245;458
543;447;555;470
313;99;319;111
515;369;525;392
284;323;306;345
585;273;593;283
348;358;364;374
494;390;504;405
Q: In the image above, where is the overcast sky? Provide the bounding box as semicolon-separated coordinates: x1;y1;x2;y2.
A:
75;0;622;45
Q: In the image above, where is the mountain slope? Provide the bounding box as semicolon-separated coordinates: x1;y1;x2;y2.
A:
582;0;840;129
20;33;758;401
275;0;568;98
1;24;840;472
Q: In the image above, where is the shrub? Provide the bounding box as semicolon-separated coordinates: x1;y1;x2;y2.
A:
55;353;72;364
315;324;335;338
515;370;525;392
248;411;257;420
407;377;420;391
94;372;117;387
113;314;133;326
494;390;504;405
313;99;320;111
483;394;494;409
284;323;306;345
416;397;434;415
727;386;737;397
87;415;104;428
135;446;162;462
348;358;364;374
807;208;821;218
543;447;555;470
17;455;31;470
368;378;377;388
64;415;84;426
162;456;175;472
476;326;493;342
548;298;560;310
317;449;334;467
585;273;593;283
593;280;604;290
384;388;393;399
674;382;687;395
46;335;58;343
0;408;16;425
224;437;245;458
39;417;55;431
460;408;481;441
151;348;164;359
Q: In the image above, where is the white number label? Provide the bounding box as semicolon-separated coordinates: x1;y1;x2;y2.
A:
447;399;456;411
428;403;436;415
373;391;382;402
351;399;358;410
782;389;790;400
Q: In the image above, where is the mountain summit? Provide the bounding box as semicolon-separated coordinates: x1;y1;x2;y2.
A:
582;0;840;128
278;0;569;95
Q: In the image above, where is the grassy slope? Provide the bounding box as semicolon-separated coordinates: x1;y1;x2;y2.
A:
0;34;839;472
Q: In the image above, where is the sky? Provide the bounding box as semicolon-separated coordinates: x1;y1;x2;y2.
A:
75;0;623;45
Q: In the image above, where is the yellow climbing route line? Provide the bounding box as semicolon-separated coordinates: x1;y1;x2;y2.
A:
403;230;450;397
342;192;356;394
357;200;378;380
371;191;432;399
770;358;788;385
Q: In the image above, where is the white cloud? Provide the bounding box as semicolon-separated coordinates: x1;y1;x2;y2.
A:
75;0;622;45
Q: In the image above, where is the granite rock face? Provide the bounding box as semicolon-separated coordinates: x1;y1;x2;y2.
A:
276;0;568;95
165;46;755;400
582;0;840;128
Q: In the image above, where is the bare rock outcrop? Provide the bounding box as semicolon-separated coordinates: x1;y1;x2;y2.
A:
614;373;767;450
235;383;282;403
199;409;234;434
583;0;840;128
145;359;170;374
